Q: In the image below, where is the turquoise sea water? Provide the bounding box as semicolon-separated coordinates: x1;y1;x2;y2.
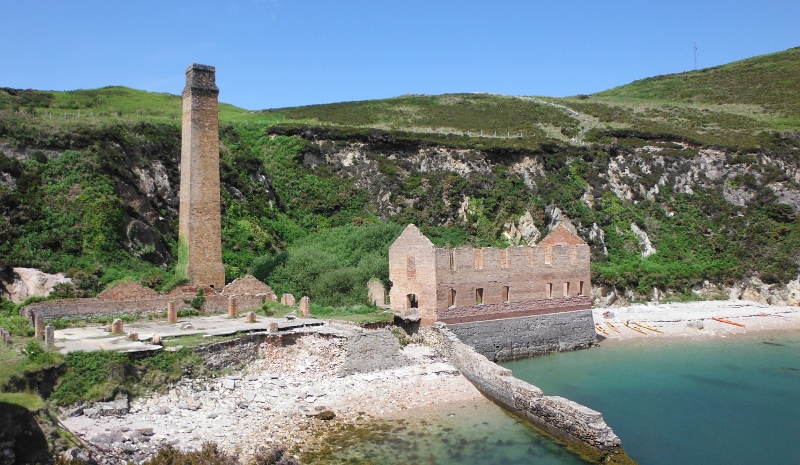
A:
503;332;800;465
325;332;800;464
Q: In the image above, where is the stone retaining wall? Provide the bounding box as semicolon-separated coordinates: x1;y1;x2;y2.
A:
421;324;633;464
445;309;596;361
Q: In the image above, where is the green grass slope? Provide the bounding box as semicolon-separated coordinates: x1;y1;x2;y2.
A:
1;46;800;309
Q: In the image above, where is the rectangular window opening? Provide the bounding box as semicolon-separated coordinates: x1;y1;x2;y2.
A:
579;281;584;296
476;288;484;305
564;282;570;298
407;294;418;309
449;289;456;307
502;286;510;303
547;283;553;299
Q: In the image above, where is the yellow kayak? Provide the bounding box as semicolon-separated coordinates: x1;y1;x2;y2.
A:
605;321;620;333
624;321;647;335
633;320;663;333
595;323;610;336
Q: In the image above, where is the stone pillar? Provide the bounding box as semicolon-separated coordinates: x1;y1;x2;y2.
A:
299;296;311;317
45;325;54;347
246;312;256;323
281;293;296;307
367;279;386;307
177;63;225;289
167;301;178;324
111;319;124;334
228;296;238;318
34;313;45;341
126;332;139;341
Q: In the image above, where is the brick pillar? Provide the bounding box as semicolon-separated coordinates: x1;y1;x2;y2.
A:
228;296;238;318
281;293;296;307
167;301;178;324
111;319;124;333
246;311;256;323
268;322;279;332
34;313;45;341
299;296;311;317
45;325;54;347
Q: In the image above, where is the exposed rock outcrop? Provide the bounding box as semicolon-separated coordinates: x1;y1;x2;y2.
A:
0;267;72;303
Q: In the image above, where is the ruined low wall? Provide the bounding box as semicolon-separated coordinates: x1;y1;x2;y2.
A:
433;295;591;325
445;309;596;361
421;324;633;464
21;294;266;323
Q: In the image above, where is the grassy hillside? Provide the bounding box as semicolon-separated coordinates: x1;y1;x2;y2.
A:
1;46;800;308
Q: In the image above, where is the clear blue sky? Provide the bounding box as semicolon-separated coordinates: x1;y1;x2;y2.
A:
2;1;798;110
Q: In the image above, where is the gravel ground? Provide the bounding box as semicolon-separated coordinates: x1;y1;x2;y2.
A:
61;334;482;464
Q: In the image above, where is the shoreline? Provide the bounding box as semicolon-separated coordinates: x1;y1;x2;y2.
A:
58;300;800;463
60;334;482;464
591;300;800;341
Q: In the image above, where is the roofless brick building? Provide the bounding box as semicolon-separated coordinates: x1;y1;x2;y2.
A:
389;224;591;325
178;64;225;288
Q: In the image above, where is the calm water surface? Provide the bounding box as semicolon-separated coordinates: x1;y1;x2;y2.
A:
311;398;586;464
504;332;800;465
323;332;800;464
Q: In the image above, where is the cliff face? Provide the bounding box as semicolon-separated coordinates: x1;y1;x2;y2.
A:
279;127;800;304
2;118;800;304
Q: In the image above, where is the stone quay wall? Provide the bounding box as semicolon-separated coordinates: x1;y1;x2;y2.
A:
421;324;630;463
445;308;596;361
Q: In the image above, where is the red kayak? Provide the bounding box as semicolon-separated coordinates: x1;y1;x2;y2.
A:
712;317;745;327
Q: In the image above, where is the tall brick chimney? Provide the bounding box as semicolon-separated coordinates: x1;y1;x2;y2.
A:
177;64;225;289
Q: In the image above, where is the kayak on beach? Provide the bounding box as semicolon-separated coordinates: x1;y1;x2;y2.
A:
633;321;663;333
605;321;620;333
595;323;610;336
712;317;745;327
625;321;648;335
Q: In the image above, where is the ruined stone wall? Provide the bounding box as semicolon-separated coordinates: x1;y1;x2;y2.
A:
421;324;628;462
444;309;596;361
21;294;266;322
388;225;438;321
178;64;225;288
434;296;591;325
434;244;591;310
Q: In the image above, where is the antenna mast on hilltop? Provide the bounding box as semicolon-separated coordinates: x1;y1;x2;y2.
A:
694;43;698;70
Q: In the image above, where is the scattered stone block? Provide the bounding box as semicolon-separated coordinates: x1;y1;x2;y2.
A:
111;319;124;334
105;324;112;332
300;296;311;317
268;322;279;332
246;311;256;323
167;301;178;324
45;325;55;346
228;296;238;318
152;334;162;345
281;293;296;307
314;410;336;421
221;379;235;390
126;332;139;341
